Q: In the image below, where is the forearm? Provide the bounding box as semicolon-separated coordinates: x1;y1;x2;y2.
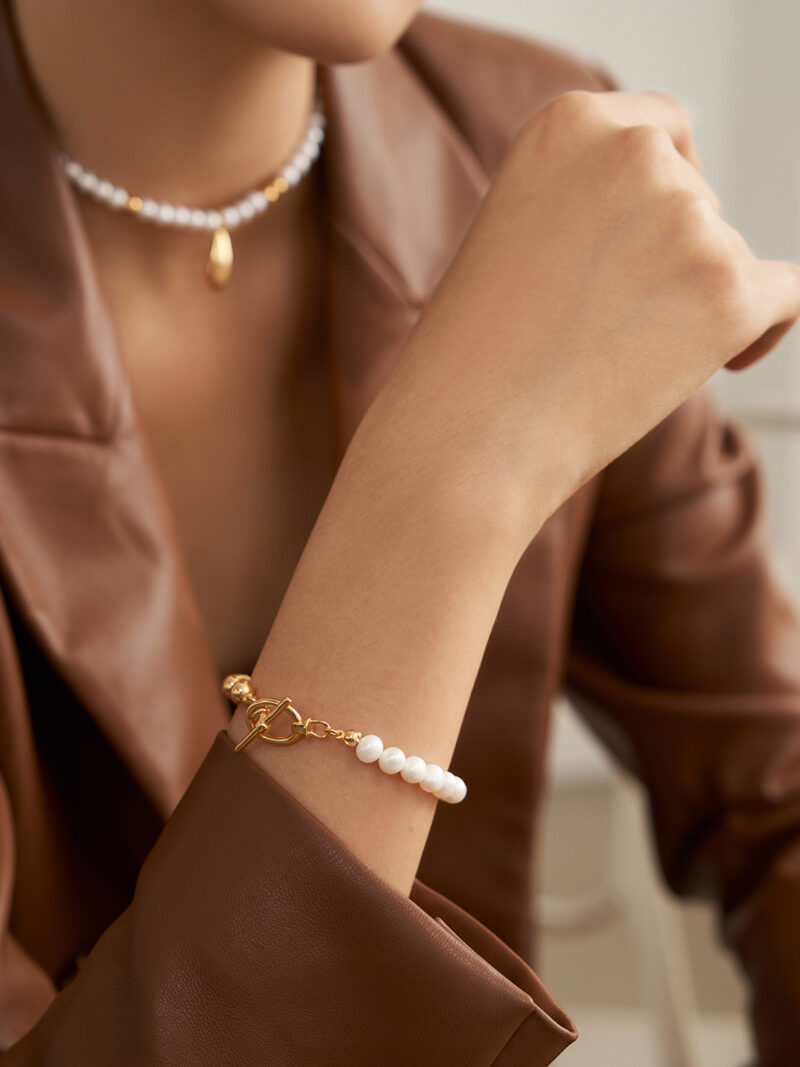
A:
227;378;544;897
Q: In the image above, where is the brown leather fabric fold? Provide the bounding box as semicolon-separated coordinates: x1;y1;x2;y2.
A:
565;384;800;1065
4;734;576;1066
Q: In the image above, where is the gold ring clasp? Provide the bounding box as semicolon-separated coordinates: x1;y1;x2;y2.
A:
233;697;304;752
224;675;365;755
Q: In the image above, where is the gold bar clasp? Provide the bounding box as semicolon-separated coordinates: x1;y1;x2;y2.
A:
233;697;304;752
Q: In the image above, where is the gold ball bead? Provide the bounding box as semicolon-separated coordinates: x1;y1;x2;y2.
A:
223;674;256;704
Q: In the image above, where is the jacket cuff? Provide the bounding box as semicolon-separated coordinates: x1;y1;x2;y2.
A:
179;733;578;1065
13;732;576;1065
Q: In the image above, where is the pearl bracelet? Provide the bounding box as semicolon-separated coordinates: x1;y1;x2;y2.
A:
223;674;468;805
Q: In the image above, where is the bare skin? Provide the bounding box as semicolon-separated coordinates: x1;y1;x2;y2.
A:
10;0;346;678
12;1;800;900
73;167;333;681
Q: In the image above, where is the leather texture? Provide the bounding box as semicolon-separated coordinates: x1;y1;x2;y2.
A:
1;0;799;1062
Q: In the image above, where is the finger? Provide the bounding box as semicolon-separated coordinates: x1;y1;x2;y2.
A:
725;259;800;371
751;258;800;333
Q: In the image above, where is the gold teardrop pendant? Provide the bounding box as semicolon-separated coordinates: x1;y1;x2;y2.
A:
206;226;233;289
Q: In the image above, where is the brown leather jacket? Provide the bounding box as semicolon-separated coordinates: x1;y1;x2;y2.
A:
2;1;799;1063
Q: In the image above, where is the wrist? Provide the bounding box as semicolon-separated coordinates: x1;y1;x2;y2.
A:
353;352;571;564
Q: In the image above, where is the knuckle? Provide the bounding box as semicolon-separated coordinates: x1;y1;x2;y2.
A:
617;122;674;167
524;89;599;140
660;190;749;322
546;88;599;120
562;87;600;108
693;250;739;295
687;246;747;322
668;189;716;240
642;89;692;126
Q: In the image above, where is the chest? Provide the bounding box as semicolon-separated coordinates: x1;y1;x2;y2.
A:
102;262;333;682
143;338;334;683
160;358;334;681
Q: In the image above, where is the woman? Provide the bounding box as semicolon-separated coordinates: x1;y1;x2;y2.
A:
2;0;800;1063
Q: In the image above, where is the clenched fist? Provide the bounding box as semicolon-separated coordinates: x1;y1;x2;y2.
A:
368;89;800;545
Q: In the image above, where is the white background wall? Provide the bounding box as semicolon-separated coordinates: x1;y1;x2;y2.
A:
428;0;800;599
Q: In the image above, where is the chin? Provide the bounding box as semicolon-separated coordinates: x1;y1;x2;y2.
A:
211;0;425;64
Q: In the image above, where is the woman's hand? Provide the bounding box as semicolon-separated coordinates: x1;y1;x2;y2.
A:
372;89;800;546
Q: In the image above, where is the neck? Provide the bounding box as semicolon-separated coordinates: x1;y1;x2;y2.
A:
10;0;317;208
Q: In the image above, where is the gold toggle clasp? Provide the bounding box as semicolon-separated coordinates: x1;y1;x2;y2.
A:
233;697;304;752
223;674;364;754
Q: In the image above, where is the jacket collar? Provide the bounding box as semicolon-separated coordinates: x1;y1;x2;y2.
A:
0;0;489;814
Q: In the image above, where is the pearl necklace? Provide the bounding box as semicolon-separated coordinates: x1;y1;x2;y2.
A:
58;89;326;290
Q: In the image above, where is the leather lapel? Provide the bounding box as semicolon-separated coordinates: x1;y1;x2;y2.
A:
0;0;228;818
0;0;489;816
319;45;490;451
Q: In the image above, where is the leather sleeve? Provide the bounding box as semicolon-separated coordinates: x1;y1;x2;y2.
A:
1;731;577;1066
564;381;800;1066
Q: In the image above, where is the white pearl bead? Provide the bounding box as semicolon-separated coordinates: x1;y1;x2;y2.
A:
59;99;325;237
378;746;405;775
78;171;99;193
436;771;458;801
356;734;383;764
445;776;468;804
400;756;426;784
420;764;445;794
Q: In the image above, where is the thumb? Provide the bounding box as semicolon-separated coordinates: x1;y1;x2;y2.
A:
724;259;800;372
